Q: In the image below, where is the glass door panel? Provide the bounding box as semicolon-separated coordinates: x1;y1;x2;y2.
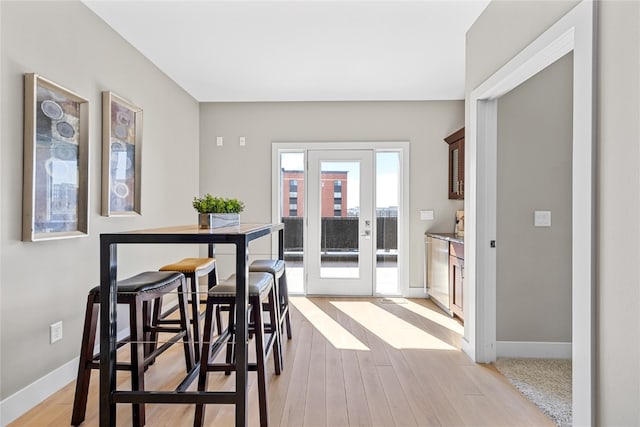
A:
320;160;360;279
279;152;305;294
375;151;400;294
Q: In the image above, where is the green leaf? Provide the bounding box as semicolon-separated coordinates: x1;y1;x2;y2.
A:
192;194;245;213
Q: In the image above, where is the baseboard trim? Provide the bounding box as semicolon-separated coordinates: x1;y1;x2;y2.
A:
0;357;78;427
496;340;572;359
461;337;475;361
0;328;129;426
405;287;428;298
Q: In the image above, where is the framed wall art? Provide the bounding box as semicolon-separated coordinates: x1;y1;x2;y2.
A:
23;73;89;242
102;91;142;216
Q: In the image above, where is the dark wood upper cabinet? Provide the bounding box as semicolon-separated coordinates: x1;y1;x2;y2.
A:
445;127;465;200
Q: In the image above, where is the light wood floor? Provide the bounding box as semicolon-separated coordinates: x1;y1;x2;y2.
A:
9;297;554;427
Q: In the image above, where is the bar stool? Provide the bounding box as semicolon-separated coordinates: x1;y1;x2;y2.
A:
194;272;281;427
157;257;218;356
216;259;292;369
250;259;292;340
250;259;292;373
71;271;194;427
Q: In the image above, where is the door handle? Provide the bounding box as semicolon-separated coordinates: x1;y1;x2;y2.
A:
360;230;371;238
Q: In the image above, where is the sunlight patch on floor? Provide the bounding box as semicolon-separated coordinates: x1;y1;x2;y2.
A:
290;297;370;351
400;299;464;335
330;300;456;350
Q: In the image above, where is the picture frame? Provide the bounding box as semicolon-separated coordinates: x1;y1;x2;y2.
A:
23;73;89;242
102;91;142;216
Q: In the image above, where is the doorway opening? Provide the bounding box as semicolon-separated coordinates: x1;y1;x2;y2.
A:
466;2;595;424
272;142;409;297
494;51;574;425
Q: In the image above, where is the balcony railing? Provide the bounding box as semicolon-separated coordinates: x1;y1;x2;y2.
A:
282;216;397;260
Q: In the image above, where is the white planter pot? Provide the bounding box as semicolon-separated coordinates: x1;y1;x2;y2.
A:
198;213;240;229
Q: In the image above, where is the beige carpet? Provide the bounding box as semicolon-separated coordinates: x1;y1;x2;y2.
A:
495;358;572;427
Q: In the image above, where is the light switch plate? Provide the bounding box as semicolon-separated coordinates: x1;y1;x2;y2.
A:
420;210;434;221
239;136;246;146
534;210;551;227
50;321;63;344
216;136;223;146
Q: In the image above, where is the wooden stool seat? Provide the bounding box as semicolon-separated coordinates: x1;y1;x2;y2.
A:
195;272;281;427
159;257;216;275
71;271;194;427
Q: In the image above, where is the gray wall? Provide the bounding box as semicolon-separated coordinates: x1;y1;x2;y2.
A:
199;101;464;289
0;1;200;400
496;53;573;342
467;1;640;424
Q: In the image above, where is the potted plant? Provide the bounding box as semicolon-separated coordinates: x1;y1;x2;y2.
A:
192;194;245;229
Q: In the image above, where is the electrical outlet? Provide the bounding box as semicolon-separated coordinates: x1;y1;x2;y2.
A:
50;321;63;344
216;136;223;146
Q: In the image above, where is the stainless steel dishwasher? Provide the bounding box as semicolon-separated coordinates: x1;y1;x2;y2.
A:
426;234;452;315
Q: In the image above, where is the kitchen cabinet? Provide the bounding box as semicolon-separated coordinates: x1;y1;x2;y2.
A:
445;127;465;200
425;233;464;322
426;235;450;315
449;242;464;320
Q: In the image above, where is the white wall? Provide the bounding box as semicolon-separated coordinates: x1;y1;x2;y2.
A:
0;0;200;409
496;53;573;343
596;2;640;423
467;1;640;424
199;101;464;290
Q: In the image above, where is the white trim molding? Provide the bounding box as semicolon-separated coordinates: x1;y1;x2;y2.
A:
497;341;572;359
466;1;595;425
406;287;428;298
0;357;78;427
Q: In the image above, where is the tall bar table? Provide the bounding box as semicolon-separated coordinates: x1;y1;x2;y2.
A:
99;223;284;426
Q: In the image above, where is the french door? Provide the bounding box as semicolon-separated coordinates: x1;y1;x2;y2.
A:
306;150;374;295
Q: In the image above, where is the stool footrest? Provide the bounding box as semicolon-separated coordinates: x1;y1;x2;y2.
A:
201;329;232;363
205;363;261;372
145;333;186;362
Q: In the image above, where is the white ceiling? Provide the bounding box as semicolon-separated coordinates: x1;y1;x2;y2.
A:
84;1;489;102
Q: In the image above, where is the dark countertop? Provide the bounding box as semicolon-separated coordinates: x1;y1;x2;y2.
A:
425;232;464;244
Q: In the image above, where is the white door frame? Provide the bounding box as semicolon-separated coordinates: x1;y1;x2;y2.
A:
464;1;595;425
271;141;410;296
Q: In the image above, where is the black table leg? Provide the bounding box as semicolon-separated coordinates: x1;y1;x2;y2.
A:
99;239;117;427
235;237;249;426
